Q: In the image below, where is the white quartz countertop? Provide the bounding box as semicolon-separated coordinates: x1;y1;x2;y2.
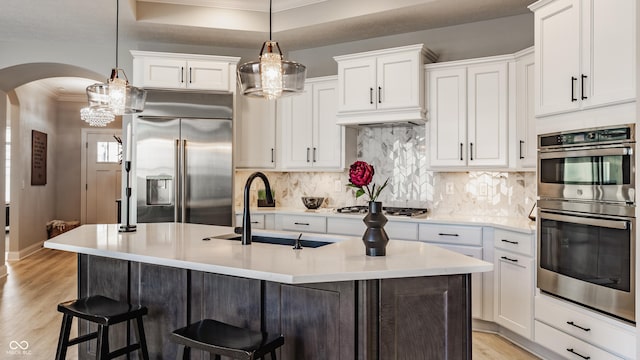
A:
237;207;536;233
44;223;493;284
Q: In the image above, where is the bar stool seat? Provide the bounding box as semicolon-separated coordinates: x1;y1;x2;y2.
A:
55;295;149;360
171;319;284;360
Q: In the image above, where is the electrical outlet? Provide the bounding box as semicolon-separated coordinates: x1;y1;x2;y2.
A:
334;180;342;192
478;183;488;196
445;182;454;195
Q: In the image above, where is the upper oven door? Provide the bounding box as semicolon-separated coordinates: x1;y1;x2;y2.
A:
538;145;635;203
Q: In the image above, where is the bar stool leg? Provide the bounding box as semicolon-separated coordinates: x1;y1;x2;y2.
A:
95;325;110;360
176;345;190;360
55;314;73;360
134;316;150;360
271;350;277;360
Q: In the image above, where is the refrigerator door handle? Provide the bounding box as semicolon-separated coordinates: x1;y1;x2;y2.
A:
182;139;188;223
175;139;181;222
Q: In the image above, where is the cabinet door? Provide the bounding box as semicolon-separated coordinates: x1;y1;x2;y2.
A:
534;0;580;116
467;62;508;167
494;249;533;339
581;0;635;109
235;96;276;168
376;52;420;110
428;67;467;167
515;52;536;168
280;85;314;168
337;58;377;112
312;81;342;168
142;58;186;89
185;60;230;91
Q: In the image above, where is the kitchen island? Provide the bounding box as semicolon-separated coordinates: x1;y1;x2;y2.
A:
45;222;492;360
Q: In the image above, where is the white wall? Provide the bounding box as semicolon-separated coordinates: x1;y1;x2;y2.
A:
289;13;534;77
8;83;58;258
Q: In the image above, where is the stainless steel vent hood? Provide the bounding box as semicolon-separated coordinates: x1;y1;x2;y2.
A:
137;89;233;119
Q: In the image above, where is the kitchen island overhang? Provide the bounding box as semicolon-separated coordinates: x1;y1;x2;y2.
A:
45;223;493;359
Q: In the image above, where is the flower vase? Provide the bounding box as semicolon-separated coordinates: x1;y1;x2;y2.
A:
362;201;389;256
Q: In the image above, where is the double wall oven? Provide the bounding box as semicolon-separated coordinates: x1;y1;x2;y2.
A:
537;124;635;323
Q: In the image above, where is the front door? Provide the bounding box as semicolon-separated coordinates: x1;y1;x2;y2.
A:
85;132;122;224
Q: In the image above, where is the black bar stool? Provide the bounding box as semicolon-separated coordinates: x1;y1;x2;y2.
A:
55;295;150;360
171;319;284;360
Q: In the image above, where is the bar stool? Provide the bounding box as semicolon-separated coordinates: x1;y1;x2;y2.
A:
171;319;284;360
55;295;150;360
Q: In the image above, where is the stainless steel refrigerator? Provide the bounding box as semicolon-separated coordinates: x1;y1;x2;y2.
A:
135;90;233;226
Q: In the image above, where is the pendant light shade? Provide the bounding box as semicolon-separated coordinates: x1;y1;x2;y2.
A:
80;107;116;127
82;0;146;124
237;1;306;99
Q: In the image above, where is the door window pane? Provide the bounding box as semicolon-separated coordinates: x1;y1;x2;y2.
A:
96;141;122;163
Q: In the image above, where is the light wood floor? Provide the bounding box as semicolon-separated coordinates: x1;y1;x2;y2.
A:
1;248;540;359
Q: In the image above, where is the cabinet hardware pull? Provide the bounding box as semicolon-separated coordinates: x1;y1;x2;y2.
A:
470;142;474;161
566;348;590;360
460;143;463;161
501;239;519;245
271;148;275;163
370;88;374;104
566;321;591;332
181;67;184;83
571;76;577;102
438;233;459;237
581;74;588;100
294;222;310;226
500;256;518;263
189;67;193;83
251;221;259;224
378;86;382;103
519;140;525;159
306;147;310;162
313;147;317;162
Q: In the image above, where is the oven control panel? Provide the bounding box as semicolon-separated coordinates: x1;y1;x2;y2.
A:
539;124;634;148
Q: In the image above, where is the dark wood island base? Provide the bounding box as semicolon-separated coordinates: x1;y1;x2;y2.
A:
77;254;471;360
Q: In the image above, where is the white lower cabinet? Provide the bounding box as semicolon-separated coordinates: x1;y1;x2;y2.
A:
535;295;635;359
494;249;533;339
234;213;275;229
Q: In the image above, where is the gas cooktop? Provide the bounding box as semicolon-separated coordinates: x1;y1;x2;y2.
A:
336;206;428;217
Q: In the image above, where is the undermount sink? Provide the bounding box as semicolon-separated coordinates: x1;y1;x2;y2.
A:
209;234;333;248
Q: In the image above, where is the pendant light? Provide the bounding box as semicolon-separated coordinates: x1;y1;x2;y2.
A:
237;0;306;100
83;0;147;121
80;107;116;127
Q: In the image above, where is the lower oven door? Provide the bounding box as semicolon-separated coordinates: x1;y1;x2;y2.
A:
537;207;635;323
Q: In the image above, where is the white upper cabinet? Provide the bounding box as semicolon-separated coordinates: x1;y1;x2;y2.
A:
235;96;277;169
514;48;536;169
427;57;509;169
530;0;636;117
334;44;438;125
131;51;239;92
279;76;356;171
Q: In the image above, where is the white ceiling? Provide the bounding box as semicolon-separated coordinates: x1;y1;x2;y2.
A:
1;0;535;96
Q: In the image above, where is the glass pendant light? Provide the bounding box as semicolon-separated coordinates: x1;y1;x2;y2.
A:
84;0;147;118
237;0;306;99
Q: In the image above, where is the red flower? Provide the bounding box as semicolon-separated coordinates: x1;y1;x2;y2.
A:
347;161;389;202
349;161;374;187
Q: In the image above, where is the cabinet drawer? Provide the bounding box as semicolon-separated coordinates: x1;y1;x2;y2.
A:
535;295;635;359
418;224;482;246
535;321;624;360
326;217;418;240
494;229;533;256
279;215;326;234
235;214;265;230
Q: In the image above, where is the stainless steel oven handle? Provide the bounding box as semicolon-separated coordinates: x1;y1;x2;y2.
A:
539;146;632;159
540;210;629;230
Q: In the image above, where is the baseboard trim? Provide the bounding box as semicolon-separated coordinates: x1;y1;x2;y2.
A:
6;241;44;261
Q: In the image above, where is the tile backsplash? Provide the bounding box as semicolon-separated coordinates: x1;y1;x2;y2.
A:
235;125;536;217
